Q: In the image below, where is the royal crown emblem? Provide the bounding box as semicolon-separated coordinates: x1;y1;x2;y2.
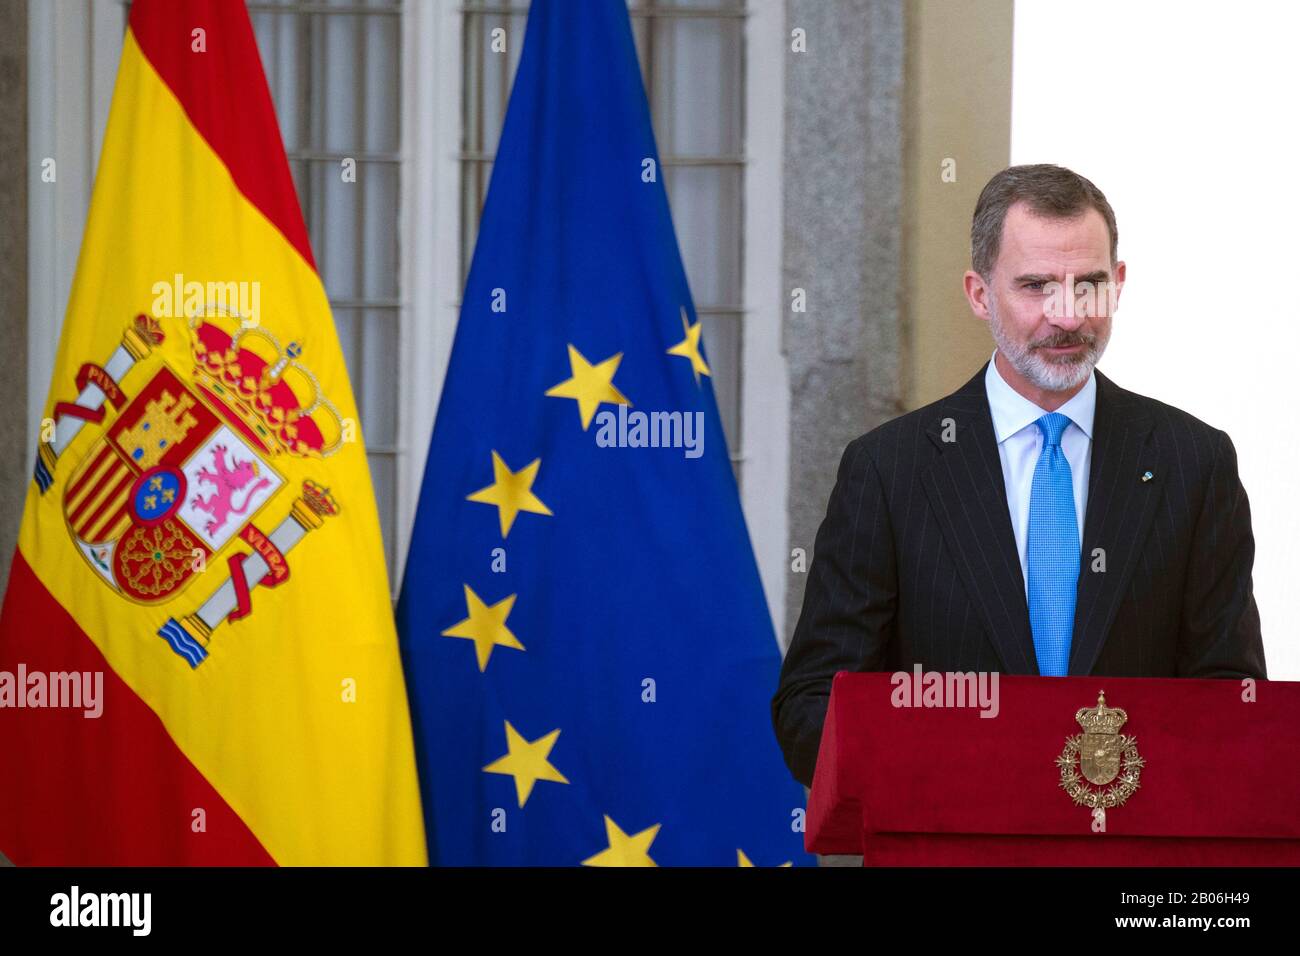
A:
38;310;345;669
1055;691;1146;828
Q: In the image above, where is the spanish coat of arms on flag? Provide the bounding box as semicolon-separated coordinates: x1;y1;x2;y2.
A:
0;0;425;866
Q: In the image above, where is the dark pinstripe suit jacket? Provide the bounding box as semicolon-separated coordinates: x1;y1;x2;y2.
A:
772;361;1267;787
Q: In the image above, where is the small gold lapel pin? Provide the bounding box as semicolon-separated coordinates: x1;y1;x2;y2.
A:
1141;470;1153;482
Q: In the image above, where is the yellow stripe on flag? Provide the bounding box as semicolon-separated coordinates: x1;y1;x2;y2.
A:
18;31;425;865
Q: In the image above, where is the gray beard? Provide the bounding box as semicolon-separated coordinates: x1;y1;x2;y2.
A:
988;303;1109;393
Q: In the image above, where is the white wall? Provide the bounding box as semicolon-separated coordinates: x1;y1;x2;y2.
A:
1012;0;1300;678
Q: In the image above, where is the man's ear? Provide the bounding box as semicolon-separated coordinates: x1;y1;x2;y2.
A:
963;269;992;322
1111;260;1126;313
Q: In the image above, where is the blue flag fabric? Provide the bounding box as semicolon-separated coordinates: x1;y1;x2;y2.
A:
397;0;810;867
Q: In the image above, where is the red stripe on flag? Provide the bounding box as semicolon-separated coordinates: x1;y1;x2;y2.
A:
75;470;134;540
0;550;277;865
68;457;127;529
66;444;114;506
127;0;317;272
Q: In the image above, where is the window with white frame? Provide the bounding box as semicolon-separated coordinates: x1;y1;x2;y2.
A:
251;0;750;581
248;0;405;580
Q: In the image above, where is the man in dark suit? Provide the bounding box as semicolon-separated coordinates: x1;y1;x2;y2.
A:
772;164;1267;788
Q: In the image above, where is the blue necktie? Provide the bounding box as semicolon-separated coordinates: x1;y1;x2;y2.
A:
1026;412;1079;676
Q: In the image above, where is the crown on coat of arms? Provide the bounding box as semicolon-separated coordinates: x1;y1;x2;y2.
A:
302;480;340;519
1074;691;1127;736
187;309;344;458
124;312;166;356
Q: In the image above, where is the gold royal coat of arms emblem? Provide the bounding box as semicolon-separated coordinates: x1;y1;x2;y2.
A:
35;310;345;670
1055;691;1146;827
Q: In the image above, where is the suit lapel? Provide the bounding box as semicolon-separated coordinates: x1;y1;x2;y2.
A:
1068;368;1162;675
921;363;1038;675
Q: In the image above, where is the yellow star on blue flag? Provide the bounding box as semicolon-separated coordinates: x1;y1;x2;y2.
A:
396;0;811;867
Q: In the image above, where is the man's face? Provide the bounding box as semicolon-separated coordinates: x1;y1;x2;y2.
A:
966;202;1125;393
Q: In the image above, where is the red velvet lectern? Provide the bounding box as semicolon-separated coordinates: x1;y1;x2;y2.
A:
806;672;1300;865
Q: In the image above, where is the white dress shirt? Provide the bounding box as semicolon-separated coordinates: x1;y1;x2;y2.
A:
983;349;1096;597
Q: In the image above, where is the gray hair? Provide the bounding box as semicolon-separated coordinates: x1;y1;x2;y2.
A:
971;164;1118;278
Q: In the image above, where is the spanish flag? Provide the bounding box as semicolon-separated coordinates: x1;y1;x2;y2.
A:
0;0;425;865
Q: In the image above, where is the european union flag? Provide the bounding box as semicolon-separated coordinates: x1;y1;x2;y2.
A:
397;0;810;867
